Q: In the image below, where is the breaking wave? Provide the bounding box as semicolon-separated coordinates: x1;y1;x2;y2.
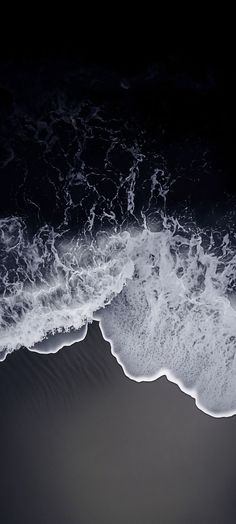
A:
1;93;236;417
1;214;236;416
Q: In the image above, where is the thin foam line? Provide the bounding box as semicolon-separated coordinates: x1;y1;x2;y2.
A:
3;317;236;418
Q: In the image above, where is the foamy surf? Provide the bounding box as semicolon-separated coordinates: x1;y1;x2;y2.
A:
1;215;236;417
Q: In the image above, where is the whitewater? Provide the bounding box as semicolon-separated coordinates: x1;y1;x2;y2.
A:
1;96;236;417
1;213;236;417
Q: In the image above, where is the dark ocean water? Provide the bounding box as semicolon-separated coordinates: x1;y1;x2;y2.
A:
1;39;236;522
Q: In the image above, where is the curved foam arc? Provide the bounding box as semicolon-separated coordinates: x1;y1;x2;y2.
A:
95;316;236;418
94;228;236;418
28;324;88;355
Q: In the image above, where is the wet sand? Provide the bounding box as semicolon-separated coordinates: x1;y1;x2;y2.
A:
1;322;236;523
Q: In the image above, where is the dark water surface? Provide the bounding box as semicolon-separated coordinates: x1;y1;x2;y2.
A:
1;322;236;524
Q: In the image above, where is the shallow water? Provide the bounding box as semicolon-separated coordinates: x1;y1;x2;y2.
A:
1;323;236;523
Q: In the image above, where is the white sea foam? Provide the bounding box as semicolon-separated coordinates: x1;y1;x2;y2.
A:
0;217;134;359
1;216;236;416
